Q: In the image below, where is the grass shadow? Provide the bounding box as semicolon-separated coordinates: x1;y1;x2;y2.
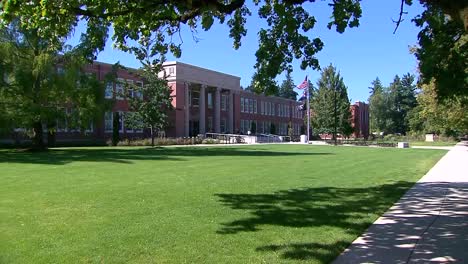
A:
0;146;332;165
215;181;415;262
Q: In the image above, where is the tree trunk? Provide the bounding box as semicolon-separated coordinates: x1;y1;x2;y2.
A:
47;121;56;147
150;125;155;147
32;121;45;151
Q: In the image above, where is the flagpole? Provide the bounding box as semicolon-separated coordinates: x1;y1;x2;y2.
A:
306;84;310;144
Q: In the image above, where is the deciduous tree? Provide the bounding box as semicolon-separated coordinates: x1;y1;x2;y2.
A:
0;22;105;150
127;68;174;147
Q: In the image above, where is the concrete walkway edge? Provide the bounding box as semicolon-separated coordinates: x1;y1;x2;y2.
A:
333;141;468;264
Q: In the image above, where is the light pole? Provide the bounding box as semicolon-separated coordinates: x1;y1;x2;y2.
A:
334;86;337;146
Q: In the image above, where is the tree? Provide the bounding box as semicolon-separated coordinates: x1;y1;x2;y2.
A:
413;2;467;100
127;67;173;147
0;22;105;150
369;77;384;96
410;80;468;136
386;74;418;134
0;0;363;96
278;72;298;100
1;1;464;98
368;77;388;133
310;65;351;138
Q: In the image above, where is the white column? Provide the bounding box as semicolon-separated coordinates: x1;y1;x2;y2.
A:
214;88;221;133
199;85;206;135
229;91;234;133
184;82;190;137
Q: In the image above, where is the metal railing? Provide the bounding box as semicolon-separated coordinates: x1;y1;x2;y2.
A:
204;133;245;144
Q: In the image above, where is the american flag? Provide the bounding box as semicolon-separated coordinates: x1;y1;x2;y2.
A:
297;76;308;89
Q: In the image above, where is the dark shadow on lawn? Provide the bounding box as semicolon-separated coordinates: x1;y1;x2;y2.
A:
0;147;331;165
215;181;416;263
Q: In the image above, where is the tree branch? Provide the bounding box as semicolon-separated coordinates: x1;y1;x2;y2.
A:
393;0;408;34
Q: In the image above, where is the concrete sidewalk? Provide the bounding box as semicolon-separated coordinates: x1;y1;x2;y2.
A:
334;142;468;264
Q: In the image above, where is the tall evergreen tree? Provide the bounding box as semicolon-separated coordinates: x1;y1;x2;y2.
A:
387;74;418;134
279;71;298;100
369;77;384;95
368;77;388;133
311;65;351;138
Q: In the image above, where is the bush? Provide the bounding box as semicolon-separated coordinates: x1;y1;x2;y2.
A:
112;137;209;147
202;138;220;144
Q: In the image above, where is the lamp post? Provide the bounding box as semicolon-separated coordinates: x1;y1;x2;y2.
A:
334;86;337;146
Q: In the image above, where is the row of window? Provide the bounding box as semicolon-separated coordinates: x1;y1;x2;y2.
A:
239;119;302;135
52;108;93;133
240;98;258;114
241;97;302;119
104;112;143;133
189;90;230;111
105;79;143;99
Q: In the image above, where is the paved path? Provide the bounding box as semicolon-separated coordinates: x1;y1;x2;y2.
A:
334;142;468;264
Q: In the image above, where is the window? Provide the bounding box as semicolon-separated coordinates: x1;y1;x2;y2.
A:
240;98;244;113
207;117;213;132
116;78;124;99
220;119;226;133
105;112;113;132
57;109;68;132
221;94;227;111
208;93;213;109
272;103;276;116
135;81;143;99
57;67;65;75
67;108;79;132
85;122;94;133
105;82;113;99
192;90;200;107
126;79;134;98
253;99;257;114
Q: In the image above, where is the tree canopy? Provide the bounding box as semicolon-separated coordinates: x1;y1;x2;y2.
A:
278;71;298;100
1;1;466;98
311;65;351;137
0;22;106;149
0;0;362;96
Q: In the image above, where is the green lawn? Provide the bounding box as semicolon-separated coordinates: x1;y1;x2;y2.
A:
409;141;458;147
0;145;446;263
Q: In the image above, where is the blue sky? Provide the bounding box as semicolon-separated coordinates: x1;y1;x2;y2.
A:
69;0;423;102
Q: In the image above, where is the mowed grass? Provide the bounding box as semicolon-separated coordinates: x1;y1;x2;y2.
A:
409;141;458;147
0;145;446;264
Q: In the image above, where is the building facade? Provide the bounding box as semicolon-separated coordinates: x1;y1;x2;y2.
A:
161;61;304;137
37;61;304;142
350;101;370;139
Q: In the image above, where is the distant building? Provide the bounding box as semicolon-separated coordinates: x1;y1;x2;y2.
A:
161;61;304;137
350;101;369;139
3;61;304;143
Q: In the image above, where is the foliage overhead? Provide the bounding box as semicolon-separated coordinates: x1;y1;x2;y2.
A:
1;1;465;98
0;0;363;95
413;2;467;100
